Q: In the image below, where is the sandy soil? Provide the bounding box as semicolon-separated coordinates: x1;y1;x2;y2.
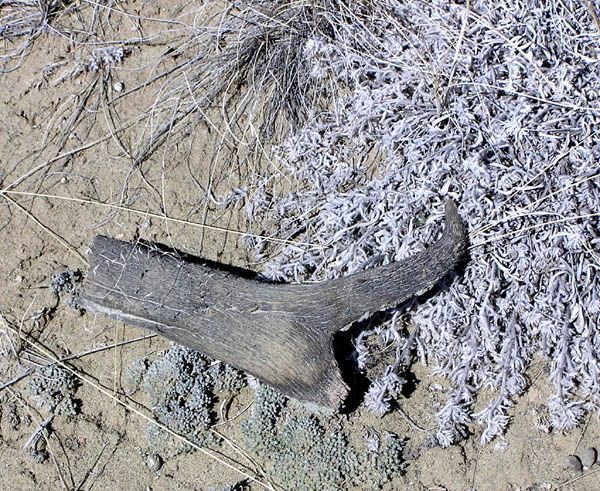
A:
0;2;598;490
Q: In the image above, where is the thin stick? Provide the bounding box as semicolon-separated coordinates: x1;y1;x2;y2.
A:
397;405;428;433
573;413;592;455
0;368;33;391
443;0;470;107
470;212;600;249
22;415;54;451
1;193;88;266
555;467;600;489
449;81;600;113
0;333;156;392
0;111;148;193
2;190;320;250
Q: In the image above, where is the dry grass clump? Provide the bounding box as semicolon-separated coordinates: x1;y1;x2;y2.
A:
131;0;398;165
0;0;115;72
1;0;59;71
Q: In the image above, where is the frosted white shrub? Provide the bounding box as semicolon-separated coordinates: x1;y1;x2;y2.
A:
238;0;600;445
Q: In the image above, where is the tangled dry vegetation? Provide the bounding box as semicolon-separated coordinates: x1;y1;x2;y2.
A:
1;0;600;489
241;0;600;446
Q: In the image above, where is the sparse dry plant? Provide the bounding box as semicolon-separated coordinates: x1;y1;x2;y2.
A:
1;0;78;71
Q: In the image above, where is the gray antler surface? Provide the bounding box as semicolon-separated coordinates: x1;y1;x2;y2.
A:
74;200;467;410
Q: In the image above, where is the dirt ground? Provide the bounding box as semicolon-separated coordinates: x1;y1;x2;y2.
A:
0;2;598;490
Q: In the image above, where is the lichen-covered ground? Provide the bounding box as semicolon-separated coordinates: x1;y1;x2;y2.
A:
0;1;599;490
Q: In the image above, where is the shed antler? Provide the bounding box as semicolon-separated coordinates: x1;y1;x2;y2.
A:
74;200;467;410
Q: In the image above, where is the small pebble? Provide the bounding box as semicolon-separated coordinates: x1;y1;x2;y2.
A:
145;453;163;472
566;454;582;472
580;447;597;469
113;81;124;92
